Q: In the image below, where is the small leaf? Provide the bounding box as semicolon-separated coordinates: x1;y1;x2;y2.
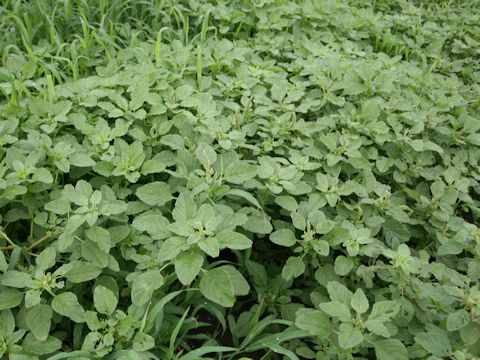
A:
172;192;197;221
200;268;235;307
44;198;71;214
219;265;250;296
350;289;369;314
32;168;53;183
374;339;408;360
136;181;172;206
86;226;111;253
0;309;15;339
93;286;118;315
158;237;187;262
198;236;220;257
270;228;296;247
65;261;102;283
1;270;36;288
22;333;62;355
275;196;298;212
327;281;353;305
51;292;85;323
133;214;170;240
446;310;469;331
338;323;363;349
368;301;399;321
0;251;7;272
319;301;351;321
70;153;95;167
131;270;164;306
0;289;24;310
175;251;204;285
36;247;56;271
414;332;451;357
282;256;305;281
133;332;155;351
334;256;353;276
27;304;52;341
295;309;332;338
215;230;252;250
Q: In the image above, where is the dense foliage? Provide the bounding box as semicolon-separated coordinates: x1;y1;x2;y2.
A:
1;0;480;359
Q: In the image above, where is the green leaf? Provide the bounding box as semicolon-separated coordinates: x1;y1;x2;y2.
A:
215;230;252;250
86;226;111;253
65;261;102;283
200;268;235;307
270;228;296;247
383;219;410;243
219;265;250;296
198;236;220;257
334;256;353;276
175;251;203;285
467;133;480;146
282;256;305;281
324;228;350;246
51;292;85;323
350;289;369;314
225;189;263;211
242;212;272;234
0;251;7;272
132;214;170;240
312;240;329;256
70;153;95;167
327;281;353;305
338;323;363;349
93;161;114;176
36;247;56;271
368;301;399;321
27;304;52;341
374;339;408;360
0;289;24;310
1;270;36;288
158;237;187;262
44;198;71;214
295;309;332;338
446;310;469;331
222;159;258;185
263;342;299;360
246;260;268;287
133;332;155;351
32;168;54;183
319;301;351;321
414;331;451;357
460;323;480;346
22;333;62;355
0;309;15;338
315;220;335;234
275;196;298;212
81;240;108;268
180;346;237;360
63;186;88;207
1;185;27;200
172;192;197;221
93;286;118;315
136;181;172;206
131;270;164;306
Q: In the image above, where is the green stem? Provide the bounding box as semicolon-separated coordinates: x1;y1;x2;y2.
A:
0;230;17;248
29;212;35;240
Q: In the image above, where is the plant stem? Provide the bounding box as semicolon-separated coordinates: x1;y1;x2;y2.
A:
0;230;17;248
27;231;62;251
0;231;62;251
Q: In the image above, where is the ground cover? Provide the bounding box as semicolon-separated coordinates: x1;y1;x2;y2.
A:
0;0;480;359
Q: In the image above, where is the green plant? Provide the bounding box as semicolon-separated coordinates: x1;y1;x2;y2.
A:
0;0;480;359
